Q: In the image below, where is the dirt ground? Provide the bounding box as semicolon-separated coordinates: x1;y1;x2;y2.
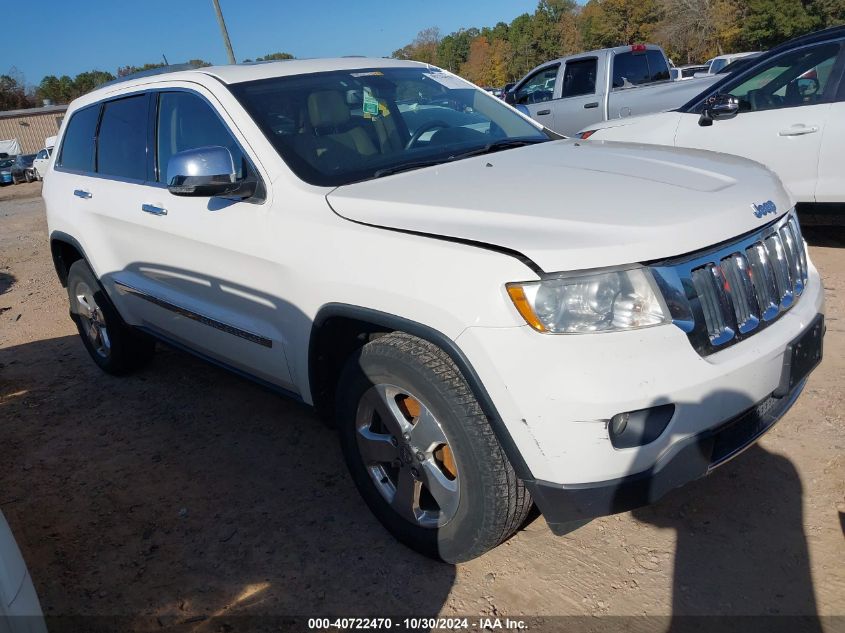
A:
1;181;843;628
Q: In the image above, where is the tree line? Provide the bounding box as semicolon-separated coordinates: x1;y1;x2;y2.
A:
391;0;845;87
0;52;295;111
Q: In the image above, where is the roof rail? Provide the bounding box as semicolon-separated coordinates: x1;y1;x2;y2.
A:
97;63;206;89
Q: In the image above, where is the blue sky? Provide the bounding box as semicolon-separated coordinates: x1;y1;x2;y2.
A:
6;0;540;86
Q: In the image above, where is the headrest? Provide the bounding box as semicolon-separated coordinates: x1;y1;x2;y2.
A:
308;91;350;128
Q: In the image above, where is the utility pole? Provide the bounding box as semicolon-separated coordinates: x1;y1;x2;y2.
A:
211;0;237;64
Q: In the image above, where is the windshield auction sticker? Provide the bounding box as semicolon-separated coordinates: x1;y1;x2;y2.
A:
363;87;379;116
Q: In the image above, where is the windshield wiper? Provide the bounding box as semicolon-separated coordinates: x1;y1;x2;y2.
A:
371;139;547;180
448;138;547;160
372;159;450;179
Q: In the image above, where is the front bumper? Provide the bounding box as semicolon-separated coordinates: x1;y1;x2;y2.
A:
528;374;808;534
455;259;824;525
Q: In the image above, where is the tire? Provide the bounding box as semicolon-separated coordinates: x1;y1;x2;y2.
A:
11;174;18;185
25;171;33;183
336;332;531;563
66;259;155;375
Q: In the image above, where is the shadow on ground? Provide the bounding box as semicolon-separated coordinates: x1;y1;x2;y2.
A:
0;335;456;622
0;271;15;296
802;225;845;248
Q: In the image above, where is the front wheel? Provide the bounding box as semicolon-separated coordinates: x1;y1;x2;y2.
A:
336;332;531;562
67;259;155;375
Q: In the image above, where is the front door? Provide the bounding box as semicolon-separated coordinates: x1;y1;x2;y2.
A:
675;41;844;202
513;64;560;130
94;88;294;390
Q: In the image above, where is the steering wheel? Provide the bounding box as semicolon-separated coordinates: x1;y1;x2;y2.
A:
406;120;451;149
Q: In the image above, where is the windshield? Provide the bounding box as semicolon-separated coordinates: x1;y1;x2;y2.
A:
0;159;13;168
230;66;549;186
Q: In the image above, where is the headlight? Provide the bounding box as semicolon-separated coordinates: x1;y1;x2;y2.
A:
506;267;670;334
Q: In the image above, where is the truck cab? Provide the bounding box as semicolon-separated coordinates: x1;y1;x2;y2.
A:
509;44;719;136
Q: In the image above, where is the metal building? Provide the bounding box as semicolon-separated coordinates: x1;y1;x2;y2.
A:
0;104;68;154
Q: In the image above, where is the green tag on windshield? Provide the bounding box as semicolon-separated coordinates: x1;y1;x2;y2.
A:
363;87;379;116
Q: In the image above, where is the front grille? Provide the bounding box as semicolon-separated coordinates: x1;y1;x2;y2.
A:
651;212;809;356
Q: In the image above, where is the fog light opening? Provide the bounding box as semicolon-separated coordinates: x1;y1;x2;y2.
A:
608;404;675;449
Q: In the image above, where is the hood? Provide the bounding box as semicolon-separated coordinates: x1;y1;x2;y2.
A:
327;139;792;273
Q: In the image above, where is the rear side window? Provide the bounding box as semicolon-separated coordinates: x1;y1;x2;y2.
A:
613;50;670;88
561;58;597;97
156;91;248;183
57;105;99;172
96;95;148;180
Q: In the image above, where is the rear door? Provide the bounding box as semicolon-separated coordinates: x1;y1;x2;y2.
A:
550;57;601;136
674;40;844;202
513;64;560;130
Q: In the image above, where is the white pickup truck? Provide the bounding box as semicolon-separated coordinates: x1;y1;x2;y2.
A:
507;44;719;136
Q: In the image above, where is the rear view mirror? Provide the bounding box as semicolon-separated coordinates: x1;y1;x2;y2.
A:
166;146;255;198
698;93;740;127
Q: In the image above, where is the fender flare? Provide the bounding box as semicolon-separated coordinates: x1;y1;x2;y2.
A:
311;303;534;481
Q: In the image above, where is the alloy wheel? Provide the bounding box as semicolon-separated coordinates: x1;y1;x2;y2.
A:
74;281;111;358
355;384;459;528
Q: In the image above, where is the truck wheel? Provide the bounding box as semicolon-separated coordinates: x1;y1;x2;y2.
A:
336;332;531;562
25;171;33;183
67;259;155;375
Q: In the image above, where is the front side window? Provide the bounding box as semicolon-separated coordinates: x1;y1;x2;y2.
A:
97;95;148;180
561;59;597;97
37;150;48;159
230;67;548;187
515;65;559;104
57;105;99;172
156;91;249;183
726;43;841;112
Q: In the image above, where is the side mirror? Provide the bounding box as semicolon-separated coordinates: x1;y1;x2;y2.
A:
166;146;255;198
504;90;516;105
698;93;739;127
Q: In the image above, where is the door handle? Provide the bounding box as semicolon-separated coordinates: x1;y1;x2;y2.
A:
73;189;92;199
584;102;599;109
536;109;551;115
141;203;167;216
778;125;819;137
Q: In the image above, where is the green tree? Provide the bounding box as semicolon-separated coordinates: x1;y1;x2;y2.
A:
72;71;116;95
0;70;32;110
739;0;818;49
254;52;295;61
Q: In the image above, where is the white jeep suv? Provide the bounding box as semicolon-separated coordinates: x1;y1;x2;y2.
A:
43;59;824;562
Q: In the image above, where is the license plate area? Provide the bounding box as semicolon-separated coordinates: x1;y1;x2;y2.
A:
774;314;824;397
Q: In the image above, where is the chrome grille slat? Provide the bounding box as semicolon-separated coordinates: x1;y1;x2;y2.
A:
779;224;804;296
765;233;794;309
788;215;808;284
720;253;760;334
650;211;809;356
691;265;734;345
746;241;780;321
